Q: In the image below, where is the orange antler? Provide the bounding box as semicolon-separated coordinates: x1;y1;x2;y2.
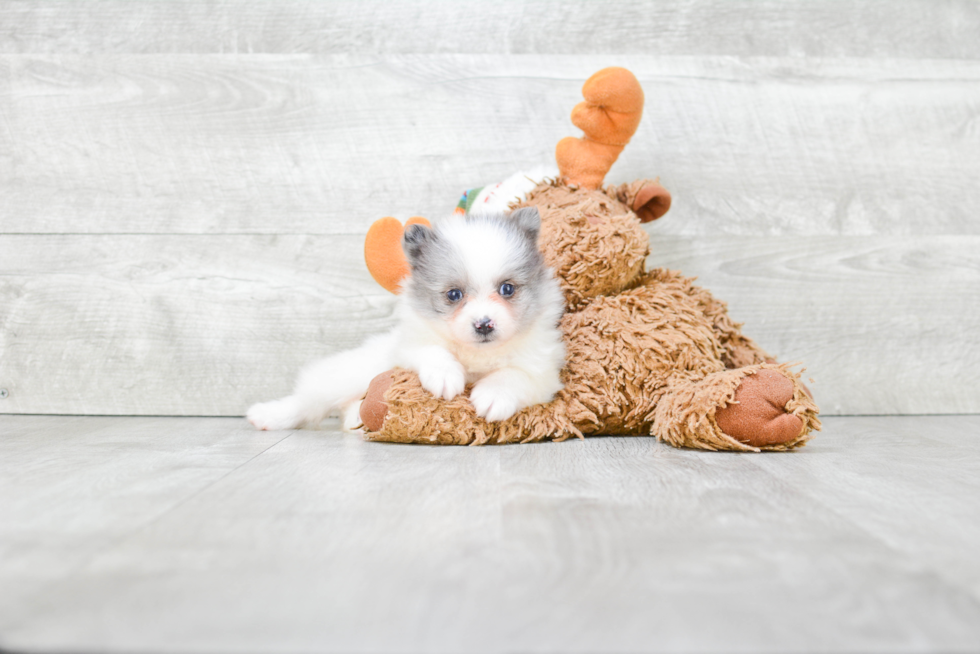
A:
364;216;430;294
556;67;644;189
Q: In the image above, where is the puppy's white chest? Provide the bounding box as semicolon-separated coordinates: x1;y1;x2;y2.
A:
454;347;513;382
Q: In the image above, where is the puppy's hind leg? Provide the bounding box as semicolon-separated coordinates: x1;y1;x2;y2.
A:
246;331;397;431
245;394;312;432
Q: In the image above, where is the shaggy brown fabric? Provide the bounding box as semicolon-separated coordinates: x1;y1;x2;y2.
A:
360;181;821;452
521;179;650;311
359;66;820;452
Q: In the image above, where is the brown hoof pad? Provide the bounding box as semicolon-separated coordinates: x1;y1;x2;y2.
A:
716;370;803;447
360;371;395;432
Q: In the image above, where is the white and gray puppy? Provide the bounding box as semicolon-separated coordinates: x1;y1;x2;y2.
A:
247;207;566;431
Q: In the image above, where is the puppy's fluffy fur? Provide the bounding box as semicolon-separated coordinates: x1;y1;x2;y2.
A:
247;207;566;431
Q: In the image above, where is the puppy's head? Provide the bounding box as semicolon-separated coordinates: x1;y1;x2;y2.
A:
402;208;550;347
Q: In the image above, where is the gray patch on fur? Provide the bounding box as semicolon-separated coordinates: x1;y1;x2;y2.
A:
403;212;559;331
403;223;468;319
509;206;541;241
402;223;435;263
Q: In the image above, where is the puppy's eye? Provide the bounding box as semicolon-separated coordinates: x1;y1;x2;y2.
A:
446;289;463;302
499;283;515;297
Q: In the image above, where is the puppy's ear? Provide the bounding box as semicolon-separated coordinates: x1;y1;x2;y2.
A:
402;223;436;265
510;207;541;241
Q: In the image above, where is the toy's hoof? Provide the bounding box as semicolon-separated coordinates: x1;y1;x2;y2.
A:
360;371;395;432
715;370;803;447
766;358;813;399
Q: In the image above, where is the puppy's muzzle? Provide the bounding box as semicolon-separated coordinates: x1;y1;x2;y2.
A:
473;317;495;336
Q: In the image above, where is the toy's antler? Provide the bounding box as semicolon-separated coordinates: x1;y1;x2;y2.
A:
364;216;430;293
556;67;644;189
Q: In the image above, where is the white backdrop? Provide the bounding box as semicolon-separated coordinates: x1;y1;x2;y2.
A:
1;1;978;416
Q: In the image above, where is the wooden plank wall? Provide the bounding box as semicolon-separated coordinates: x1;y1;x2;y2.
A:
1;1;978;417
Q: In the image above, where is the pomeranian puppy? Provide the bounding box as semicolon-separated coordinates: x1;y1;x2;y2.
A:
247;207;566;431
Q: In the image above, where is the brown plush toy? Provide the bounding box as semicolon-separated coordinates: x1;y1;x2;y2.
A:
358;67;820;451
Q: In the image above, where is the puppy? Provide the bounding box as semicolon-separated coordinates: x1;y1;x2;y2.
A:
247;207;566;431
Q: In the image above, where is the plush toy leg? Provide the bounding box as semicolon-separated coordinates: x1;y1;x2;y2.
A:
360;369;594;445
635;268;773;370
359;371;395;433
361;365;818;450
652;364;820;452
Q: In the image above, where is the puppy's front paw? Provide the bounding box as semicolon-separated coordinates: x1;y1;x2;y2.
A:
246;397;302;431
418;361;466;400
470;380;521;422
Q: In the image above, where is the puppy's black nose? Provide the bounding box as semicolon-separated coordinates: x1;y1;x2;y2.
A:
474;317;495;336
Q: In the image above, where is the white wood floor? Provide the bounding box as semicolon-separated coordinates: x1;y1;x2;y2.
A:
1;415;979;653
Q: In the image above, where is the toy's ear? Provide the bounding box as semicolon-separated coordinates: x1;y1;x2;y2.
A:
510;207;541;240
613;179;672;223
633;181;672;223
364;216;431;294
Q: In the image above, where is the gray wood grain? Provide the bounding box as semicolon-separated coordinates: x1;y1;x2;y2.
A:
648;234;980;415
2;414;980;652
1;234;976;416
0;415;288;631
2;1;978;59
1;3;977;419
749;415;980;601
0;233;398;416
2;55;978;236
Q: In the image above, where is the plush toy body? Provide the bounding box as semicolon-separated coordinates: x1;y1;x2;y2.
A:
359;68;820;451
